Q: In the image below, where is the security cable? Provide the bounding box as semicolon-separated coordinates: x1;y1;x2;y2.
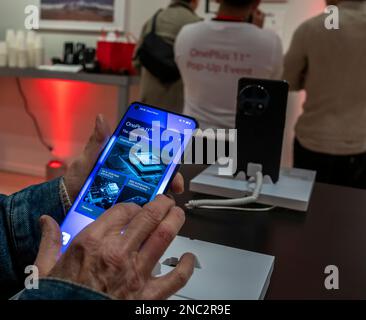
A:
15;77;53;152
185;171;275;212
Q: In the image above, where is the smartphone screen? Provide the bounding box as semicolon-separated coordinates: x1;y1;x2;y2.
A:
60;102;197;252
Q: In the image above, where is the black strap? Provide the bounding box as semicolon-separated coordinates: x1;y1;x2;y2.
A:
169;1;194;12
151;9;163;35
151;1;193;34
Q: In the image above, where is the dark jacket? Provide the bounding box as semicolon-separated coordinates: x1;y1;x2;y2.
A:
0;178;108;300
133;0;201;114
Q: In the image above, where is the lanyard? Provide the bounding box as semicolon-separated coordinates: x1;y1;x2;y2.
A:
213;15;245;22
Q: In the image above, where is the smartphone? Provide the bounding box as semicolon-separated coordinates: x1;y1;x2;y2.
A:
60;102;198;252
235;78;289;183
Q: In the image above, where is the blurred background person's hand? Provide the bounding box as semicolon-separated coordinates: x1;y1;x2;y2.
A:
251;9;266;28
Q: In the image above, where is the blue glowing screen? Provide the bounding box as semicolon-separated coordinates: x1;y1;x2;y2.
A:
60;103;197;252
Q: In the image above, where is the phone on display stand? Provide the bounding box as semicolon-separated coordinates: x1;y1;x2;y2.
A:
61;102;198;252
235;78;289;183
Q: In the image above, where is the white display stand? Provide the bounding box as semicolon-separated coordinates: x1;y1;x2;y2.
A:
190;163;317;212
158;236;274;300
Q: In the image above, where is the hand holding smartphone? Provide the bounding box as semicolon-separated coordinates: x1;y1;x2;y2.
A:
60;103;197;252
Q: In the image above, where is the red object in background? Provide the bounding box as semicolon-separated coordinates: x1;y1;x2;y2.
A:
48;160;63;169
46;160;68;181
97;38;137;74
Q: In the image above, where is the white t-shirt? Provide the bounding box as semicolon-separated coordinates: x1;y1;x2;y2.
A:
175;20;284;129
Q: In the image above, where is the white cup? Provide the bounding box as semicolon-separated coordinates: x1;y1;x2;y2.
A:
7;48;17;68
17;50;28;68
16;31;26;49
0;42;7;67
0;42;7;54
34;34;43;49
26;31;36;45
5;29;16;47
106;31;117;42
34;48;44;67
16;30;28;68
26;31;36;67
33;35;44;67
5;30;17;67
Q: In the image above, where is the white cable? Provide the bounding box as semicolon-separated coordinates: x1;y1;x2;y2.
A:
185;171;264;211
192;206;276;212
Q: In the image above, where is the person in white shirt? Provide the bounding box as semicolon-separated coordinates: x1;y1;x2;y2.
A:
175;0;283;129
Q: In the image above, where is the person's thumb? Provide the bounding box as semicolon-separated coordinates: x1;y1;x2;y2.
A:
64;114;112;202
34;215;62;277
84;114;111;162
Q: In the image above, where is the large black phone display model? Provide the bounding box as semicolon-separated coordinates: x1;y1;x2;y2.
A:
235;78;289;183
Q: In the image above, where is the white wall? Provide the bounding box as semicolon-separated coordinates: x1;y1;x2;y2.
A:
0;0;172;62
0;0;325;177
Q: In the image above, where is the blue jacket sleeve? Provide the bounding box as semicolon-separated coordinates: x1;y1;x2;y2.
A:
0;179;65;298
17;279;111;300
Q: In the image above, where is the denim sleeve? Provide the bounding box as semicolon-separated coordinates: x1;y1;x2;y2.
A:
0;179;65;297
18;279;111;300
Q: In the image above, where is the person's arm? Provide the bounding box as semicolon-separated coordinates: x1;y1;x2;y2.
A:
2;113;188;300
0;181;113;301
17;279;111;300
283;23;309;91
0;179;66;298
0;115;111;299
16;173;186;300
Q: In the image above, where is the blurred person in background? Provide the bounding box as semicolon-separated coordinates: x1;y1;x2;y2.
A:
134;0;201;114
284;0;366;188
175;0;283;129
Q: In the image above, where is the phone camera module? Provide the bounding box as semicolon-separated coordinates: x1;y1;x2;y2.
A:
238;85;270;117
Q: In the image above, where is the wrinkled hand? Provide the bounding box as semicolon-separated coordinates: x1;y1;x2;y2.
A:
35;196;195;300
64;114;185;203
